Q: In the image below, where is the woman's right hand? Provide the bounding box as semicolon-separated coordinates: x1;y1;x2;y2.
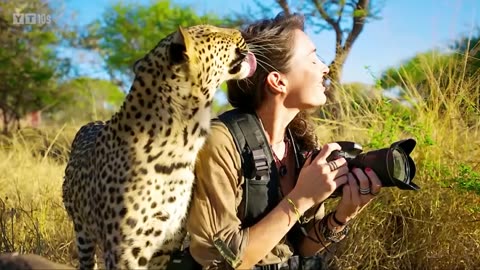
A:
291;143;349;207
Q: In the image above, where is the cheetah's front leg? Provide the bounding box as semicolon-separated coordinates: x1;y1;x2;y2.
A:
148;221;188;270
72;223;97;270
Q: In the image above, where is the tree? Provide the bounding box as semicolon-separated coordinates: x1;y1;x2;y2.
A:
235;0;384;119
380;28;480;96
380;50;455;97
76;0;237;88
450;27;480;77
0;0;71;133
47;77;125;123
379;48;479;122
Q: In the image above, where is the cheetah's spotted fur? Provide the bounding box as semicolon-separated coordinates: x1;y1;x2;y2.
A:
62;25;256;270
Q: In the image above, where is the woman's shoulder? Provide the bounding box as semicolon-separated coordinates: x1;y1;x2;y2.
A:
195;119;243;188
201;120;235;150
210;120;232;139
198;120;239;163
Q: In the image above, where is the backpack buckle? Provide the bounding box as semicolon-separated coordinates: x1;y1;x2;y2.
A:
252;148;269;177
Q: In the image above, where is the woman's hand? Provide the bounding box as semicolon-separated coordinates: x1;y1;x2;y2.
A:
291;143;349;207
334;167;382;224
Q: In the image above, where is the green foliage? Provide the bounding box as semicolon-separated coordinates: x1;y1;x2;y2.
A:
48;77;125;123
361;98;434;150
0;0;70;133
211;82;234;116
380;50;456;91
451;164;480;195
379;29;480;106
378;47;480;124
79;0;235;86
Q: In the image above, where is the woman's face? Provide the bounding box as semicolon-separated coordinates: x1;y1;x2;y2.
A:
283;29;330;109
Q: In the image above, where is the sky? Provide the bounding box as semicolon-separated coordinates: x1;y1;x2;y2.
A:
59;0;479;85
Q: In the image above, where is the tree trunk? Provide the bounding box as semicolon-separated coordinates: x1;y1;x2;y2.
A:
323;47;350;120
1;107;8;134
16;115;21;131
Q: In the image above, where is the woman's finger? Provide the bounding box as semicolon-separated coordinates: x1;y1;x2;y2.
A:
341;180;351;199
347;172;361;206
301;150;316;168
351;167;372;204
326;158;348;175
365;167;382;196
334;174;348;188
314;143;341;164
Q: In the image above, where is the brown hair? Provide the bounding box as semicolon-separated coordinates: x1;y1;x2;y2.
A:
226;13;318;151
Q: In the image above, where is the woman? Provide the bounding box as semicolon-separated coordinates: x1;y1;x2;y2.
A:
186;12;382;270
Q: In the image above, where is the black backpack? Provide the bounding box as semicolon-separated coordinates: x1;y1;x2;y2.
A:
216;108;307;227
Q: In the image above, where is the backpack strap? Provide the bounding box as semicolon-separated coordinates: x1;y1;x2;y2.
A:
217;108;274;178
216;108;279;226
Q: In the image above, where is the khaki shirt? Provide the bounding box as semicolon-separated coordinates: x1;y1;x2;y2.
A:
187;121;324;269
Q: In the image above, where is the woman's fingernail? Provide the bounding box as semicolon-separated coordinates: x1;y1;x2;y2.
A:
365;167;372;172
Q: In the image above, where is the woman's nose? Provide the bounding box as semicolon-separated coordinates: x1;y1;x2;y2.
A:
323;66;330;75
321;63;330;75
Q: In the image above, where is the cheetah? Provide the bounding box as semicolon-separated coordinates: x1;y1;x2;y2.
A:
62;25;257;270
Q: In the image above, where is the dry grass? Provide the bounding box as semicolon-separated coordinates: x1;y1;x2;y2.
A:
315;55;480;269
0;55;479;269
0;126;79;266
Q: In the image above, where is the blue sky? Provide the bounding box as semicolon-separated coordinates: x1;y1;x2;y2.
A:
61;0;479;85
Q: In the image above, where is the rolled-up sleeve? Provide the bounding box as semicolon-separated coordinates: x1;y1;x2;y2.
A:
187;122;247;269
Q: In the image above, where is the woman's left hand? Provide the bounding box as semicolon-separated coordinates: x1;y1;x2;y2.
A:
334;167;382;224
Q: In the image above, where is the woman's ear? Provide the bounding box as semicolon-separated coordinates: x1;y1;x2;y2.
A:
265;71;288;95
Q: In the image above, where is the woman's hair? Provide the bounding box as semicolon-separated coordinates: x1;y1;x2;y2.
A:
226;12;318;150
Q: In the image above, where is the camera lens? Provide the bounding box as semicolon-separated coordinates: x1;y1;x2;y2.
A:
391;147;409;183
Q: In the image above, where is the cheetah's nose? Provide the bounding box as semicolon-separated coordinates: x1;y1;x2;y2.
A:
245;52;257;77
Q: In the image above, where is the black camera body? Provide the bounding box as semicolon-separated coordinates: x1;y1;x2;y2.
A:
305;139;419;197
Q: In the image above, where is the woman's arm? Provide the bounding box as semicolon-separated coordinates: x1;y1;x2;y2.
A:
236;191;313;268
297;167;383;256
297;210;347;256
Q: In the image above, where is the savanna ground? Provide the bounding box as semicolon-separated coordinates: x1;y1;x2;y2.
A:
1;59;479;270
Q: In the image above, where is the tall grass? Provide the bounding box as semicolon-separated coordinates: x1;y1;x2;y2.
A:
316;53;480;269
0;126;78;266
0;54;479;269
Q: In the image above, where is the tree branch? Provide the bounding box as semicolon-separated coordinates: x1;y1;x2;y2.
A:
336;0;346;25
312;0;343;46
275;0;291;15
343;0;369;52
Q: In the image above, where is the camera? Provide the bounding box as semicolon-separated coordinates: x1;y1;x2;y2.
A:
304;139;419;197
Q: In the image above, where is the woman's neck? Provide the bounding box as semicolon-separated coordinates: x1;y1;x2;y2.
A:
256;103;299;145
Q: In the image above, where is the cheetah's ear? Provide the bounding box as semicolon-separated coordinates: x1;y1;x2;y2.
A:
170;26;194;65
132;58;143;74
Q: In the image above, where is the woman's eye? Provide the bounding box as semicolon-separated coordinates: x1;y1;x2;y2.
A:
315;53;325;63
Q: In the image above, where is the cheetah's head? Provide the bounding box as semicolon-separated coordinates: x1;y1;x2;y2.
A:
134;25;257;101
